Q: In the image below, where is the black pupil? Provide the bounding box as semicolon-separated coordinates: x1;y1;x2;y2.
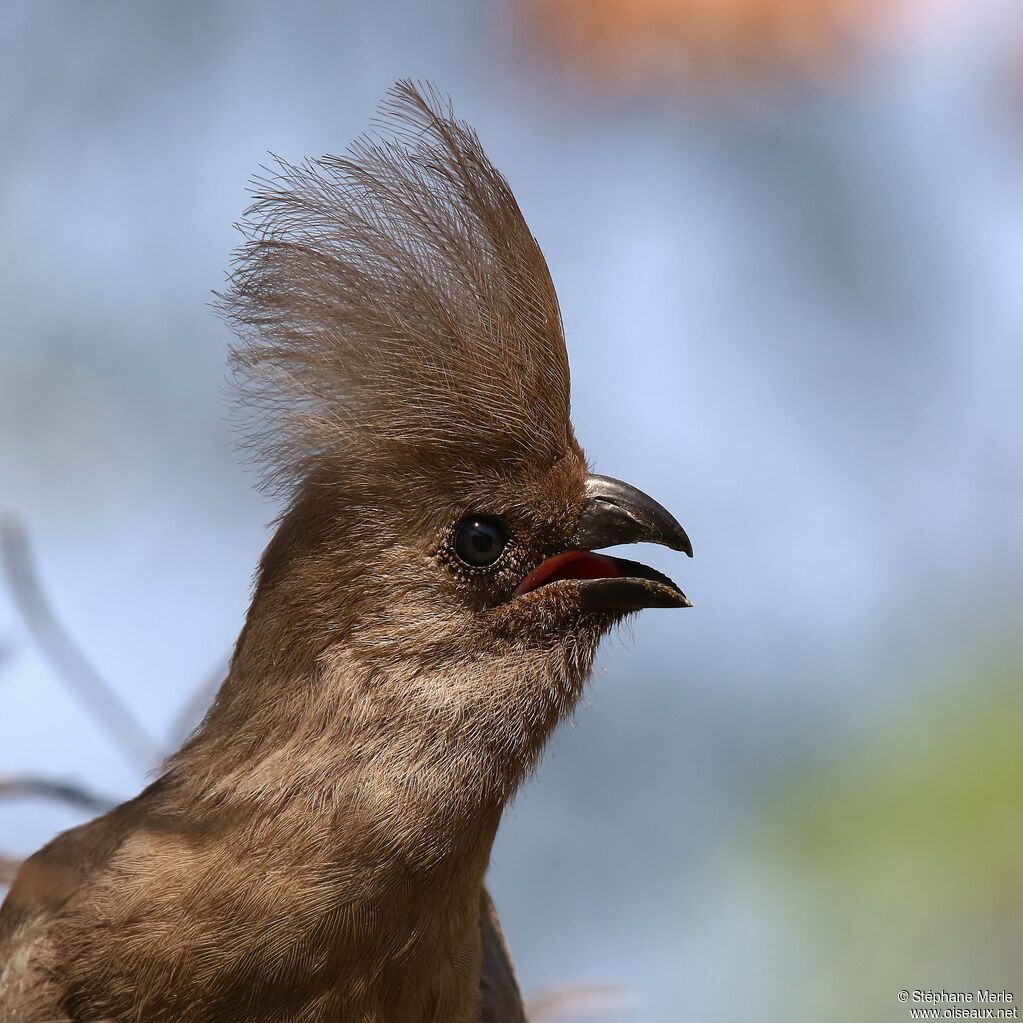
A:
455;517;507;566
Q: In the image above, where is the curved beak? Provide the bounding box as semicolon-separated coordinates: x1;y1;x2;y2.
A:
574;474;693;558
514;474;693;611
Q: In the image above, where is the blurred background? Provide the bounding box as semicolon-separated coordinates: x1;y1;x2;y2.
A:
2;1;1022;1020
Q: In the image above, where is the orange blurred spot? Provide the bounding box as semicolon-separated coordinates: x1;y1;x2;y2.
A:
518;0;922;84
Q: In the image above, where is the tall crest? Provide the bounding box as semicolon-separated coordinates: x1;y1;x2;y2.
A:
220;81;575;498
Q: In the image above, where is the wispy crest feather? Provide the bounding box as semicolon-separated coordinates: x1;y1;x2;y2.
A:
220;80;574;498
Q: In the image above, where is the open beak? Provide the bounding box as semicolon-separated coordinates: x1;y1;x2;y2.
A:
514;474;693;611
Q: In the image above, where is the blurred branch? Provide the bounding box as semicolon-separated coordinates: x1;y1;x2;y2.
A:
0;854;18;886
166;656;228;748
0;775;116;814
0;635;14;673
0;514;159;772
527;983;632;1022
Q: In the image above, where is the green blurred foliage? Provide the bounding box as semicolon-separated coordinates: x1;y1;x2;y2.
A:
756;653;1023;1020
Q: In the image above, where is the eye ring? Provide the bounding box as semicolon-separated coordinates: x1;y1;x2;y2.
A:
453;515;509;568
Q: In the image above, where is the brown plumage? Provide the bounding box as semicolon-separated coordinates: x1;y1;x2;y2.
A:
0;81;692;1023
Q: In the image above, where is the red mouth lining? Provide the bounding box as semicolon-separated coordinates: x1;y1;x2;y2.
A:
513;550;623;597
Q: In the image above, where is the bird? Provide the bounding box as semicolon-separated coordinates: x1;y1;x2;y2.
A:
0;81;692;1023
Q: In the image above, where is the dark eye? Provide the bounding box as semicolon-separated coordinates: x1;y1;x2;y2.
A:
453;515;509;567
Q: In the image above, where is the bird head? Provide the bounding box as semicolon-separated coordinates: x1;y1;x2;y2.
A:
218;83;691;770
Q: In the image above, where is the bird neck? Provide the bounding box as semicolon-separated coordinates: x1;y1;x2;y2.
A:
161;604;589;1018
